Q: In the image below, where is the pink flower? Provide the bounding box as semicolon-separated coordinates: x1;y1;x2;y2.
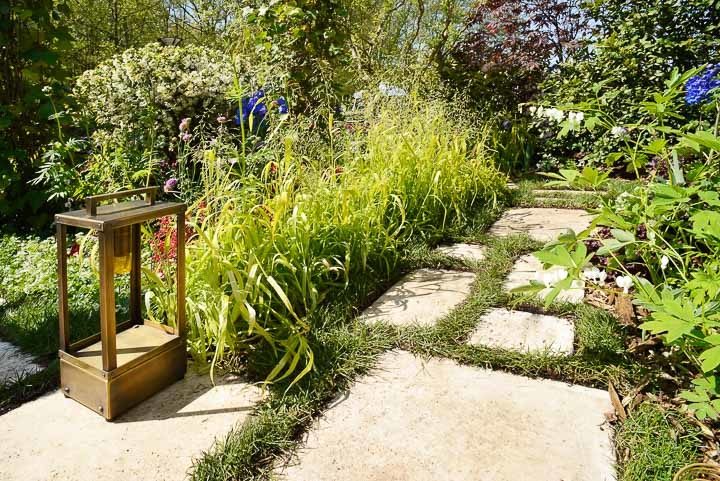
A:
164;178;178;193
217;115;227;123
179;118;190;132
181;133;191;142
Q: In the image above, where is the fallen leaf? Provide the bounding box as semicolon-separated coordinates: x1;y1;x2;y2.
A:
609;381;627;421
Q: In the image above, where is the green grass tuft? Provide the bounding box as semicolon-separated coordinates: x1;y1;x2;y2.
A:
615;403;702;481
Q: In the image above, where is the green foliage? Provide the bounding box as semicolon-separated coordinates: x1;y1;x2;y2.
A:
538;0;720;167
0;233;129;356
0;0;73;227
173;97;506;386
528;69;720;420
488;118;536;174
239;0;354;109
540;167;610;190
64;0;169;73
615;403;701;481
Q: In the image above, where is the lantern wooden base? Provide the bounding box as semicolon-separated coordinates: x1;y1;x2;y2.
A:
58;322;186;420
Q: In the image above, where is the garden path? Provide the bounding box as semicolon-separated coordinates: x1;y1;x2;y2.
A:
275;204;615;480
0;372;261;481
488;207;593;241
0;338;41;383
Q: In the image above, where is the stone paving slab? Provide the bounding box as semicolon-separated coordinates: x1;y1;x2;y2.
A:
0;339;41;383
361;269;476;327
505;254;585;304
277;350;615;481
435;243;485;262
0;371;261;481
468;308;574;355
489;207;593;242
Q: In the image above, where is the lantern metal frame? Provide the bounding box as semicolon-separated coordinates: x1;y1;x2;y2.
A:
55;187;187;420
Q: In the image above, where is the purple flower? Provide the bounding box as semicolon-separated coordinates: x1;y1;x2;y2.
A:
181;133;191;142
686;65;720;105
179;118;190;132
164;178;178;193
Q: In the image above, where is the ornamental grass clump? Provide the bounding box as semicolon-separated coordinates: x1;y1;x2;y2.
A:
180;97;506;386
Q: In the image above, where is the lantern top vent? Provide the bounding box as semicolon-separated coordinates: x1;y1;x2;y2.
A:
55;187;186;231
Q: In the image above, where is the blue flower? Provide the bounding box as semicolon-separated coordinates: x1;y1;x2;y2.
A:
276;97;289;115
686;65;720;105
234;89;267;125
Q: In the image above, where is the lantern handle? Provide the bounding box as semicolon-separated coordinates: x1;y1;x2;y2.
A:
86;187;158;216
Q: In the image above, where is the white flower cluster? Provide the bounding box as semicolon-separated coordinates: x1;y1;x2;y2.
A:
529;106;584;128
73;43;233;146
535;268;568;287
581;267;607;286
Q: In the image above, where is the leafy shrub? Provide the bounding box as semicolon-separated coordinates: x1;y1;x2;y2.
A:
0;0;72;228
445;0;589;115
536;0;720;167
73;43;233;152
526;68;720;420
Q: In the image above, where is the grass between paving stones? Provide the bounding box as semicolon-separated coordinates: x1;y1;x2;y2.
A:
190;232;652;480
510;177;639;210
615;403;703;481
397;234;641;391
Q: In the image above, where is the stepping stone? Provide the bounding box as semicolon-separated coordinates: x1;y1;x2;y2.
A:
361;269;475;326
489;207;593;242
0;339;41;383
276;351;614;481
468;308;574;355
0;372;261;481
435;243;485;262
505;254;585;304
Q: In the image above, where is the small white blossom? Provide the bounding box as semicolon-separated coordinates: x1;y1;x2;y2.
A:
660;255;669;270
567;112;584;129
616;275;633;294
0;297;6;307
543;108;564;122
611;126;628;138
581;267;607;286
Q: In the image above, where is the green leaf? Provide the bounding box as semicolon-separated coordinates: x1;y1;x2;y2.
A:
610;228;635;243
596;239;631;256
700;346;720;373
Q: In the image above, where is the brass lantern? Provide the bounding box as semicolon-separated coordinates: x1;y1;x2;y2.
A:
55;187;187;420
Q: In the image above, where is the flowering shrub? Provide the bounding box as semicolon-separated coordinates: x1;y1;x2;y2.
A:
525;68;720;420
73;43;233;150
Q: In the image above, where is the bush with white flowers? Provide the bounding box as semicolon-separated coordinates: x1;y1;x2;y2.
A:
73;43;233;149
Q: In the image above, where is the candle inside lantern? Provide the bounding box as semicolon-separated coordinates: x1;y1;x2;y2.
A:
113;226;132;275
